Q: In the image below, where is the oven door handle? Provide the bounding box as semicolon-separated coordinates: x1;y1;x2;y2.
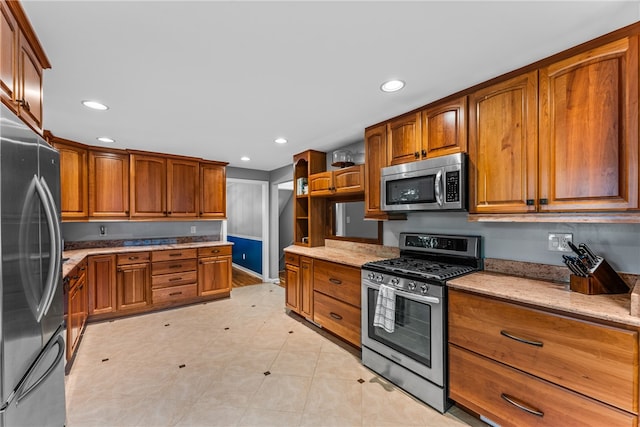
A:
365;281;440;305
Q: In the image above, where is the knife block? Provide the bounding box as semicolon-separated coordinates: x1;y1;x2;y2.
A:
569;258;629;295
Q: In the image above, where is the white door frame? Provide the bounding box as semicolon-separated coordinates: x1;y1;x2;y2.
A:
226;178;270;281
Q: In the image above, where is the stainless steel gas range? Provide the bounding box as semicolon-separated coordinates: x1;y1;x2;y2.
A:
361;232;481;413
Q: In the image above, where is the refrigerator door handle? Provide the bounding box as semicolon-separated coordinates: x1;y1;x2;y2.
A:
0;332;64;413
33;176;62;321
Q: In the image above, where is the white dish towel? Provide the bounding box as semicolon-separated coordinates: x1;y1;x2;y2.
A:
373;284;396;333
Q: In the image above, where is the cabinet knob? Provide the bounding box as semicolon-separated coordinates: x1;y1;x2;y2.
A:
414;152;420;158
421;149;427;157
17;99;30;111
539;198;548;205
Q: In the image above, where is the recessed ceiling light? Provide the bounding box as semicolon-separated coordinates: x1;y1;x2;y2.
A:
380;80;405;93
82;100;109;110
241;156;250;162
275;138;287;144
97;136;115;143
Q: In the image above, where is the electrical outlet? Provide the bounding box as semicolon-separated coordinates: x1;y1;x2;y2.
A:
548;232;573;252
190;226;196;234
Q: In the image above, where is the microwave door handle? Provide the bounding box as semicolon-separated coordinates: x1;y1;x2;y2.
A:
434;170;443;206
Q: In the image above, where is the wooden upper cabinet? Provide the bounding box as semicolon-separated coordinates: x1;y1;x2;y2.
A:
0;0;49;134
468;71;539;214
89;148;129;218
308;171;333;196
387;112;422;165
0;0;17;108
365;124;400;220
167;157;199;217
52;138;88;221
539;36;639;212
200;162;227;218
422;96;467;158
333;164;364;194
130;154;166;218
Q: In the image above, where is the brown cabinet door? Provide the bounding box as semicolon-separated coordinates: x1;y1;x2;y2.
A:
300;257;313;318
285;264;300;312
0;0;17;110
199;162;226;218
116;262;151;311
198;255;232;297
333;164;364;194
130;154;166;218
308;171;333;195
364;124;389;219
88;254;116;315
167;157;199;217
89;149;129;218
539;37;639;212
54;141;88;221
16;33;43;132
387;112;422;165
422;96;467;158
67;278;81;360
469;71;538;213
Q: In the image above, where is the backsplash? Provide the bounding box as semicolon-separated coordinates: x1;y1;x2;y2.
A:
64;234;220;251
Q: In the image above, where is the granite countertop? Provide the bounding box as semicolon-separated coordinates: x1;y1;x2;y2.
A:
448;271;640;328
62;241;232;277
284;240;398;268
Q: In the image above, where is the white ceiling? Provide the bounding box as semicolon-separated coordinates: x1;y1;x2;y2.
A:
21;1;639;171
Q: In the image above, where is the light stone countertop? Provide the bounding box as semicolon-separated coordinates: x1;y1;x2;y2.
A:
448;271;640;328
62;241;232;277
284;240;398;268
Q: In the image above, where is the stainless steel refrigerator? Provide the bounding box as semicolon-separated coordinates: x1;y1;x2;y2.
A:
0;104;66;426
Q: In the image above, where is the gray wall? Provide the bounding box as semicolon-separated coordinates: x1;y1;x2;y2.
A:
227;166;270;181
227;181;263;238
269;164;293;279
384;212;640;274
278;190;294;270
61;220;222;242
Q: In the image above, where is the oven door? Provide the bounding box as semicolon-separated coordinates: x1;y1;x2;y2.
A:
361;278;445;386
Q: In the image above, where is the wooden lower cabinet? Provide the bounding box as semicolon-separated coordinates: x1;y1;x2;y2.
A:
66;258;88;363
152;249;197;304
449;345;636;427
197;245;232;297
284;253;313;319
299;257;313;318
284;253;300;312
313;291;360;347
116;262;151;311
88;254;116;315
448;289;639;426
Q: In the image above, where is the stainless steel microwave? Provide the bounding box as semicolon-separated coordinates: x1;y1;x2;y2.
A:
381;153;467;212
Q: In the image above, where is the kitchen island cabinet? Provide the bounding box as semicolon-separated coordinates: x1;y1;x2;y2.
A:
448;287;639;426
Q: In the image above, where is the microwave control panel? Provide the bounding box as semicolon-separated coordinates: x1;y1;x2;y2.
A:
445;171;460;202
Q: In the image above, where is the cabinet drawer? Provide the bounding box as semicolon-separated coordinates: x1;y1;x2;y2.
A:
449;290;639;413
313;291;360;347
152;248;197;262
152;259;197;276
197;245;232;257
151;270;197;289
152;283;197;304
117;252;151;265
313;260;360;307
449;345;636;427
284;252;300;266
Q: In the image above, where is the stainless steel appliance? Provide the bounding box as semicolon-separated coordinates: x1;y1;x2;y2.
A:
380;153;466;212
0;104;66;426
361;232;481;413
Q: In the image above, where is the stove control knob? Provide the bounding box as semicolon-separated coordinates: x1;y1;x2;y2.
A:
375;274;383;282
390;278;399;286
407;282;416;290
420;284;428;294
367;272;375;280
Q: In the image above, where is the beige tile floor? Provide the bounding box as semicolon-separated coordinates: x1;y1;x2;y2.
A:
65;283;484;427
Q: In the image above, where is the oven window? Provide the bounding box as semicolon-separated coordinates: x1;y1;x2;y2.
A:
367;288;431;367
386;175;435;205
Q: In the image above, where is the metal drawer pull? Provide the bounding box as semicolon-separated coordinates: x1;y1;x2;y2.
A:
169;277;182;282
212;249;219;253
501;393;544;417
129;256;138;260
329;312;343;320
329;278;342;285
169;264;182;269
169;253;182;257
500;330;543;347
169;292;182;296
